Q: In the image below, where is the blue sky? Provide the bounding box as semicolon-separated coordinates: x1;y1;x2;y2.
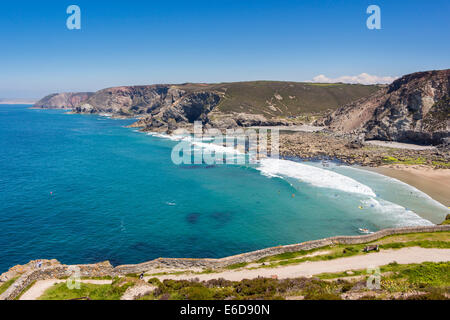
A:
0;0;449;98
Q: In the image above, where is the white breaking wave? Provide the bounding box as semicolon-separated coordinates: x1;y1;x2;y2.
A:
341;165;450;212
144;132;434;227
191;141;244;156
360;198;433;227
257;158;376;196
146;132;190;141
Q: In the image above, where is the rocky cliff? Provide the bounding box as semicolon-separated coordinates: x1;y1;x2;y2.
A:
72;82;379;132
33;92;94;109
324;69;450;145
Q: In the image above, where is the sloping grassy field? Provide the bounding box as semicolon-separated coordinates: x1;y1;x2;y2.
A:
175;81;380;118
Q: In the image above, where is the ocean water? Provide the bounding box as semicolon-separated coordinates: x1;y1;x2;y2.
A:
0;105;448;273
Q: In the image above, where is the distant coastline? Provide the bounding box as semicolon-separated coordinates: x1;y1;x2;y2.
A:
0;99;36;105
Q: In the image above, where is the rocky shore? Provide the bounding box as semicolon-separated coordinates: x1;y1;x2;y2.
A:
279;131;449;168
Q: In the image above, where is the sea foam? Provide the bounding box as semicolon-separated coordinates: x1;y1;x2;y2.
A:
360;197;434;227
257;158;377;197
341;165;450;211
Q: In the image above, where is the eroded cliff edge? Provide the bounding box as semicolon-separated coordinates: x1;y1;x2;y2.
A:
71;82;379;132
323;69;450;145
33;92;94;109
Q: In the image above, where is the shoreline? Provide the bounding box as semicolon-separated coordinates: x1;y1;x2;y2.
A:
368;165;450;207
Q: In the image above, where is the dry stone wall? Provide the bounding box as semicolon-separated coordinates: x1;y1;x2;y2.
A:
114;225;450;273
1;225;449;300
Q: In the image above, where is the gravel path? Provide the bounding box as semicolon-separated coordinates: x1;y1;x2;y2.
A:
147;247;450;282
19;247;450;300
120;283;157;300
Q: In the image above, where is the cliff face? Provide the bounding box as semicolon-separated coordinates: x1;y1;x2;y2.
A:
71;82;379;132
324;69;450;144
33;92;93;109
75;85;223;131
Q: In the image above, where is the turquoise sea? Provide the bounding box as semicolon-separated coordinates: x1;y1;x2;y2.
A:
0;105;448;273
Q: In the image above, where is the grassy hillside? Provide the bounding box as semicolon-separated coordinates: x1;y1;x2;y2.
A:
173;81;381;118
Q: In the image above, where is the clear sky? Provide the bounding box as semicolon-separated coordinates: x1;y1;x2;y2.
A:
0;0;449;98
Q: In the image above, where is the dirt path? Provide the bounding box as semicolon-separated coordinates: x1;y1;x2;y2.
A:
147;247;450;282
120;283;157;300
19;279;112;300
18;247;450;300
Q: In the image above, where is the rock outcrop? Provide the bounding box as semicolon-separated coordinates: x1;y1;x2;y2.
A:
34;82;380;131
33;92;93;109
279;131;449;167
324;69;450;145
68;82;379;132
75;85;224;131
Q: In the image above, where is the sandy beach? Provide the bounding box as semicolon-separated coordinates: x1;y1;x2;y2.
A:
370;165;450;207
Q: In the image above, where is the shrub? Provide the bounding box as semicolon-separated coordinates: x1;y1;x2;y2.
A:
233;278;278;296
181;286;214;300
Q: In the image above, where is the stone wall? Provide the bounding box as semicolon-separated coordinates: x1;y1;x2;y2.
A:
1;225;449;300
113;225;450;273
0;262;113;300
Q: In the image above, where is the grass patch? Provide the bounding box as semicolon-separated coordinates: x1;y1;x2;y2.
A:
0;276;19;295
396;262;450;287
246;232;450;269
317;261;450;289
226;262;249;270
371;231;450;244
213;81;379;118
14;280;36;300
382;156;428;165
432;161;450;168
38;279;134;300
36;261;450;300
80;276;112;280
148;271;187;276
380;240;450;249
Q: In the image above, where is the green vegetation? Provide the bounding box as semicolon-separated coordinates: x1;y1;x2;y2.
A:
143;232;450;276
185;81;380;118
380;240;450;249
441;215;450;225
382;156;427;165
375;231;449;243
0;277;19;295
226;262;249;270
305;83;343;87
38;277;134;300
13;231;450;300
148;270;186;276
80;276;112;280
137;262;450;300
33;261;450;300
15;280;36;300
432;161;450;168
382;156;450;168
238;232;450;270
398;262;449;287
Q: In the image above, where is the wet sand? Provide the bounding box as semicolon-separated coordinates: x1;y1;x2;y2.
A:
370;165;450;207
